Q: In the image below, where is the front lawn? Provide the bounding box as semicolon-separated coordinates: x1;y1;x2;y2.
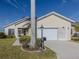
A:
0;38;56;59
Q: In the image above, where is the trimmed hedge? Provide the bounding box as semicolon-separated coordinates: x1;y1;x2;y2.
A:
0;32;7;39
71;37;79;41
7;35;15;38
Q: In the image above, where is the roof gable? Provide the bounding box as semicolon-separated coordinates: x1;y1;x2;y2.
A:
4;17;30;28
37;11;75;23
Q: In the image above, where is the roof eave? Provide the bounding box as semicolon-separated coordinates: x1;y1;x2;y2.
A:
37;11;75;23
4;17;30;28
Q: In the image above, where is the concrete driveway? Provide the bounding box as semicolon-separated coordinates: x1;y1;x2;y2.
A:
45;40;79;59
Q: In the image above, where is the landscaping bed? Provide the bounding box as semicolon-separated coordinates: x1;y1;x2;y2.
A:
19;35;43;51
0;38;57;59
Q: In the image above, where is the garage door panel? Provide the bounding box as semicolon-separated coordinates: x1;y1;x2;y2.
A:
43;29;57;40
37;29;58;40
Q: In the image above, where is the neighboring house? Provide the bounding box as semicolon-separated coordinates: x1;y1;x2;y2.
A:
4;12;75;41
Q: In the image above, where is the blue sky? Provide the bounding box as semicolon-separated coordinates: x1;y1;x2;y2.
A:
0;0;79;31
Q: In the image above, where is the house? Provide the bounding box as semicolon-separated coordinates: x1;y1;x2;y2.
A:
4;12;75;40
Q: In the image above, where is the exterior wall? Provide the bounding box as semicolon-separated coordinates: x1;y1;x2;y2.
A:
71;27;76;36
27;28;31;36
37;15;71;40
4;25;15;35
15;21;30;28
4;20;30;35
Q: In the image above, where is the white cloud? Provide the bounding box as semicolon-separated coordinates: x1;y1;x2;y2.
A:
62;0;67;3
7;0;18;8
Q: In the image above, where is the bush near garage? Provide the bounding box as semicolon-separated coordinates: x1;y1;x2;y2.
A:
19;35;31;43
36;38;42;47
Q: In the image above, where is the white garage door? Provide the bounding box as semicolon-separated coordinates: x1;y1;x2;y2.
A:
37;29;58;40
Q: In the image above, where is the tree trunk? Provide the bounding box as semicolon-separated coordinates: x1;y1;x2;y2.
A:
30;0;36;48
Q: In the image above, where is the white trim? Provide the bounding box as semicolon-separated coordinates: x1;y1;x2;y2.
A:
4;17;30;28
38;11;75;23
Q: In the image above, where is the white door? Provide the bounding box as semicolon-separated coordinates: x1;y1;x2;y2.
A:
37;29;58;40
58;28;66;40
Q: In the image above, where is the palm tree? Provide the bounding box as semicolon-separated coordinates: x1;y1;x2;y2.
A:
8;0;36;48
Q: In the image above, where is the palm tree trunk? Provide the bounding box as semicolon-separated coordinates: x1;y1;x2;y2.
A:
30;0;36;48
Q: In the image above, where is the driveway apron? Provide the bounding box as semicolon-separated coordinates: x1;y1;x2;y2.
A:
45;40;79;59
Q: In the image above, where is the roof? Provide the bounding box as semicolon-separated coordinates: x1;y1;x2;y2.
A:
4;17;30;28
37;11;75;23
4;11;75;28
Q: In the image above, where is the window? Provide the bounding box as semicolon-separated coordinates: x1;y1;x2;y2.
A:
18;28;28;35
8;29;14;35
18;28;23;35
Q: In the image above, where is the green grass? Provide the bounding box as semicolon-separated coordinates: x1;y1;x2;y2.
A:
0;38;56;59
0;38;15;46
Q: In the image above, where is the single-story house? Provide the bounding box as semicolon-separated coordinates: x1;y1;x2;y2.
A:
4;12;75;40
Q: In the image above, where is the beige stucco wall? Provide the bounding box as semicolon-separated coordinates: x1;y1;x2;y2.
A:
4;20;30;35
15;21;30;28
4;25;15;35
37;14;71;40
71;26;76;36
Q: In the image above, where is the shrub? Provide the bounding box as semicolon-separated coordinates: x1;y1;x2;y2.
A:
7;35;15;38
0;32;7;38
20;35;31;43
71;37;79;41
20;36;44;49
36;38;42;47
